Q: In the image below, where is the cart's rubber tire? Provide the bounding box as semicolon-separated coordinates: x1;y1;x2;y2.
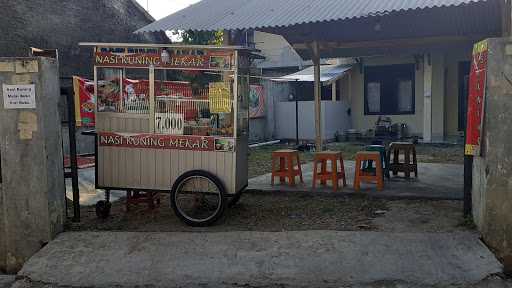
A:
228;192;242;208
171;170;226;227
95;200;111;219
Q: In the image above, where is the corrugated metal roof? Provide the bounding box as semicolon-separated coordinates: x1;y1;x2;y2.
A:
136;0;491;32
272;64;352;83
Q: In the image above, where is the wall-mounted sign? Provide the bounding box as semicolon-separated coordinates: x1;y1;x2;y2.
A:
465;40;488;156
155;113;184;135
94;47;234;70
2;84;36;109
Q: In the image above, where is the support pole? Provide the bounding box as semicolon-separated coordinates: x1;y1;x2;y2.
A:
312;42;322;151
501;0;511;37
464;155;473;217
295;98;299;146
65;87;80;222
149;66;155;132
423;53;433;143
332;80;337;102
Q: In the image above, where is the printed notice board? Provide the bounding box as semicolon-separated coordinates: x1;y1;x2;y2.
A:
3;84;36;109
209;82;231;113
465;40;488;156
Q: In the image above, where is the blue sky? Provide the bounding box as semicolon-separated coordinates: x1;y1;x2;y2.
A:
135;0;201;20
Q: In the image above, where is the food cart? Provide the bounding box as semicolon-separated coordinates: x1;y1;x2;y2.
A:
79;43;250;226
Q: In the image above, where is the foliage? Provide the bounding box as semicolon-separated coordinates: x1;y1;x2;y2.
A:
177;30;223;45
167;30;224;91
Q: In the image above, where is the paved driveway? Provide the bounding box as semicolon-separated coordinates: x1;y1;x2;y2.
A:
19;231;501;287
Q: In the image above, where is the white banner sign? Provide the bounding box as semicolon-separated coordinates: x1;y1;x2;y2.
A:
2;84;36;109
155;113;184;135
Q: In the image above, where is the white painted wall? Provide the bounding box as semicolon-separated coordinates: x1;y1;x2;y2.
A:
253;31;306;69
275;101;350;141
345;49;470;142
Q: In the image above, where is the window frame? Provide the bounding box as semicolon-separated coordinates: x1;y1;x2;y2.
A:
364;64;416;115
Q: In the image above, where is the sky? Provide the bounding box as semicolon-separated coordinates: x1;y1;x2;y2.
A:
135;0;201;20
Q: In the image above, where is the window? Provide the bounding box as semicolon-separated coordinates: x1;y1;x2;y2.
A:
96;68;150;114
364;64;415;115
153;69;235;138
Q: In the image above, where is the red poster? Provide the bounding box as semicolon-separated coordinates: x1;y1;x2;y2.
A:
73;76;96;127
465;40;488;156
249;85;265;118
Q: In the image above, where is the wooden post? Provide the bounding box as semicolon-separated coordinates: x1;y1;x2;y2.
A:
312;42;322;151
223;30;231;46
331;80;337;102
348;73;352;103
149;65;155;132
501;0;511;37
423;53;432;143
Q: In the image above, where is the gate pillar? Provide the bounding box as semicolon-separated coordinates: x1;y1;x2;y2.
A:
0;57;65;273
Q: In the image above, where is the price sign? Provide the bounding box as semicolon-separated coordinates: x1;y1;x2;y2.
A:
155;113;184;135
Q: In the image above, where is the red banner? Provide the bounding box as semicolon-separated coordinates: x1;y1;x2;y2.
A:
94;47;234;70
73;76;95;127
465;40;488;156
99;132;215;151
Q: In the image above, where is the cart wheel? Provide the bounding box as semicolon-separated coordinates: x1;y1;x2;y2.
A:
95;200;111;219
228;192;242;208
171;170;226;227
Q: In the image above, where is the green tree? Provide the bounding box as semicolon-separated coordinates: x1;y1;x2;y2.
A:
179;30;223;45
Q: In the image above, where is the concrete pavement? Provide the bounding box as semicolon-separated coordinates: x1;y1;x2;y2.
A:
249;161;463;200
65;168;124;206
19;231;502;288
0;275;15;288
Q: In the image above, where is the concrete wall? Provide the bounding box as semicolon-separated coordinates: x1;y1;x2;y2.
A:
472;37;512;261
253;31;305;69
0;57;65;273
249;79;290;143
275;100;350;141
346;50;471;141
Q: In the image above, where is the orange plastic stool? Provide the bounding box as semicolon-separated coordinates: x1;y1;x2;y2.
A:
354;151;384;191
312;151;346;191
271;149;304;186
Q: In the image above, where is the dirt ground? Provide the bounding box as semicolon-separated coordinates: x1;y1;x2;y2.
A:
248;142;463;178
67;142;466;234
67;192;471;234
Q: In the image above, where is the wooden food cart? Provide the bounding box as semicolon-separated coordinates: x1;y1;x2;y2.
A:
80;43;250;226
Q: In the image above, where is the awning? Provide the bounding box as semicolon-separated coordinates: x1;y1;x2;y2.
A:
135;0;492;32
272;65;352;83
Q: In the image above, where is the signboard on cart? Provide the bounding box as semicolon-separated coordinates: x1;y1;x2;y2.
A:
99;132;235;152
465;40;488;156
155;113;184;135
94;47;234;70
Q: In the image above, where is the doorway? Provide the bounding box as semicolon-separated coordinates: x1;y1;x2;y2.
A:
458;61;471;132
